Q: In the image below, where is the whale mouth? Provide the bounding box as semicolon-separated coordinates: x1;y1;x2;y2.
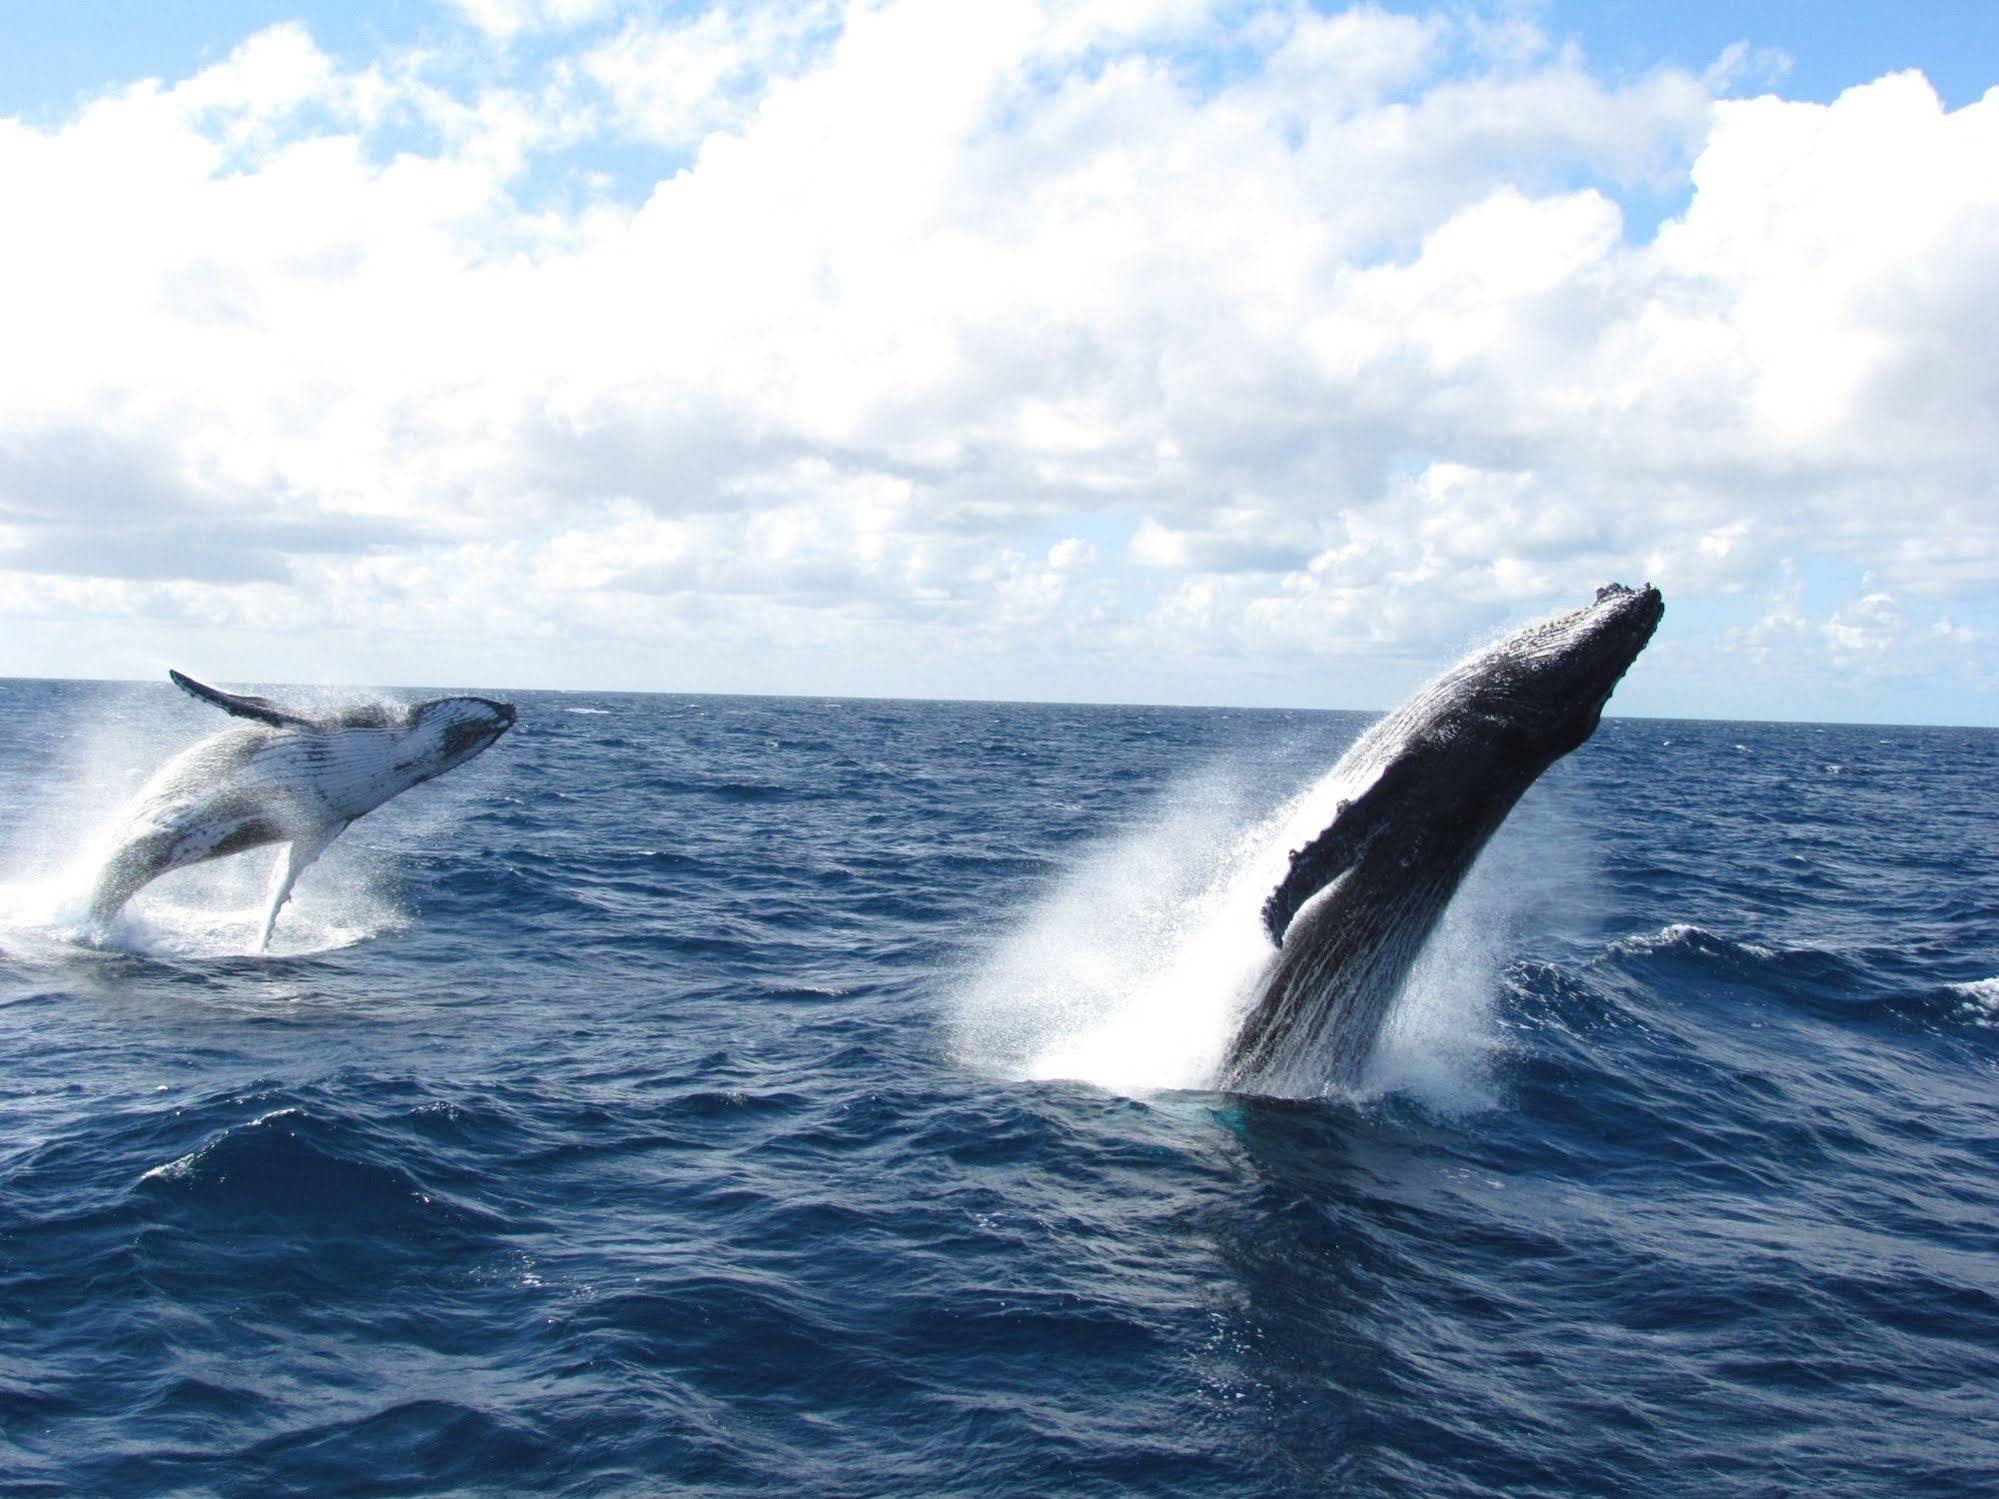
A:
439;708;514;764
470;698;518;738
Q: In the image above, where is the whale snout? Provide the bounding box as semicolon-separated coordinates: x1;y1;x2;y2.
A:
1584;582;1664;659
1620;584;1664;651
1593;580;1662;616
424;696;518;767
478;699;518;748
469;697;516;734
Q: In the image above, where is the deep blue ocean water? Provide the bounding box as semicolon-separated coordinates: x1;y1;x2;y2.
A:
0;677;1995;1495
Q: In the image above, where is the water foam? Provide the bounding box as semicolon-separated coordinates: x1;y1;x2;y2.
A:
952;769;1288;1095
0;845;406;966
1601;924;1778;962
1944;977;1999;1027
953;739;1534;1105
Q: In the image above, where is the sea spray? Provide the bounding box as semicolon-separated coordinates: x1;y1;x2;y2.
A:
952;724;1459;1097
1360;795;1597;1112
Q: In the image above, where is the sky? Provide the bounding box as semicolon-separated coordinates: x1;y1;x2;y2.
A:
1;2;1995;723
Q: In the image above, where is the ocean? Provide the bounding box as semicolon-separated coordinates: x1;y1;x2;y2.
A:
1;677;1994;1494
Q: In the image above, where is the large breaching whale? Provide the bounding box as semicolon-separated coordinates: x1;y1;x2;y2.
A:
1221;583;1664;1094
86;671;516;949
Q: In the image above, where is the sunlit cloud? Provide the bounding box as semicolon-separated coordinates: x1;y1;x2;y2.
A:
1;2;1995;718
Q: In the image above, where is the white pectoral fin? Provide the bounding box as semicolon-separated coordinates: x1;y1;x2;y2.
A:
258;821;348;952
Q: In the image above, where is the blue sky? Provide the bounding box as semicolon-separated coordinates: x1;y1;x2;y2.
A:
1;2;1995;722
11;2;1995;115
1549;1;1996;106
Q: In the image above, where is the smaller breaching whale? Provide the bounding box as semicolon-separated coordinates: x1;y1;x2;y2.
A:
1221;583;1664;1094
86;672;516;949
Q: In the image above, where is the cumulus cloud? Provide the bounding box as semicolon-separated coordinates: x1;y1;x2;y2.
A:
0;2;1995;717
582;2;839;146
448;0;625;42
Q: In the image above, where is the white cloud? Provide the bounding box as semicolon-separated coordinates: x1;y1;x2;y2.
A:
1720;565;1991;704
1824;591;1906;661
0;4;1996;717
583;3;838;147
449;0;625;42
1048;537;1096;570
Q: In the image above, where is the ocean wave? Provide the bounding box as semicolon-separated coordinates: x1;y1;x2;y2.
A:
1941;977;1999;1026
5;686;1996;1494
134;1105;507;1242
1594;926;1999;1041
1599;923;1778;962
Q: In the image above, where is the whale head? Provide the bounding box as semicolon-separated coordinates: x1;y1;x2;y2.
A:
1257;583;1665;949
1349;579;1666;864
404;694;517;773
1463;581;1665;760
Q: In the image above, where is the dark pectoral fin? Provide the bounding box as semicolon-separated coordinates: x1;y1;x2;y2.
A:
1260;749;1427;944
169;670;312;729
1262;800;1363;944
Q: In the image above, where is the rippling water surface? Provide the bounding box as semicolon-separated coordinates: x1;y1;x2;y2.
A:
1;678;1994;1494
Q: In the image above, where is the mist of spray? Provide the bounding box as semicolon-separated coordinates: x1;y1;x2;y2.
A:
953;743;1577;1106
950;727;1384;1095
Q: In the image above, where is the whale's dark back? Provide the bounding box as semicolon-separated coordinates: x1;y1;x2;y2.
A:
1222;584;1664;1094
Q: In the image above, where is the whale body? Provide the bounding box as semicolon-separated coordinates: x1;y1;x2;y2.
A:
86;672;515;948
1221;583;1664;1094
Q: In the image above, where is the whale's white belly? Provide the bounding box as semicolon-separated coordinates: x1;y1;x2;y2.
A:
129;728;414;831
89;727;428;920
240;727;421;824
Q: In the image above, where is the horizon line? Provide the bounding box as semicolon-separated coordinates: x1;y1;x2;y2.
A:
1;670;1993;734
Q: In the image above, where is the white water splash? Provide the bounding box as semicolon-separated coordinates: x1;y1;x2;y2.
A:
1945;978;1999;1027
952;754;1578;1107
1360;864;1512;1112
950;713;1420;1090
0;840;407;965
